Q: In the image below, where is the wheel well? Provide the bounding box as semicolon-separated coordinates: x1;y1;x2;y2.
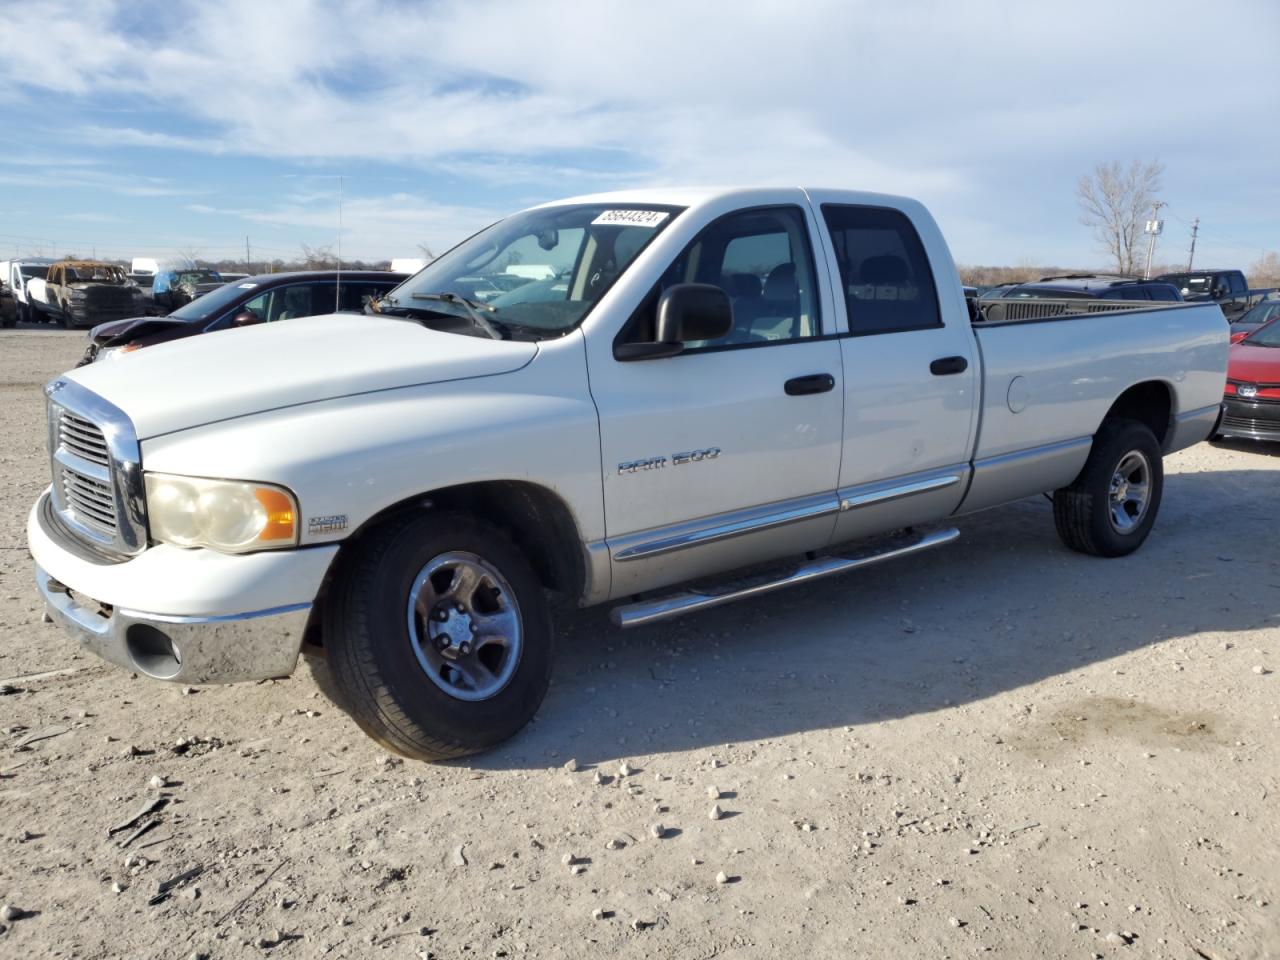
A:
302;481;586;652
1101;381;1173;448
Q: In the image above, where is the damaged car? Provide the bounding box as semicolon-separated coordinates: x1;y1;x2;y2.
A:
28;261;146;330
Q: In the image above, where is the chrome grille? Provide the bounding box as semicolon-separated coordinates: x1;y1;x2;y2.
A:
59;412;110;466
45;380;147;560
61;468;117;533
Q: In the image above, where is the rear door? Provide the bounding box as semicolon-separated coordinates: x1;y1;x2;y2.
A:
807;194;980;543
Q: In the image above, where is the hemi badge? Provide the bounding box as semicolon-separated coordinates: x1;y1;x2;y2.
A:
308;514;348;536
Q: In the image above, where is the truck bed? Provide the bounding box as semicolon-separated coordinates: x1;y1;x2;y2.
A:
958;300;1227;514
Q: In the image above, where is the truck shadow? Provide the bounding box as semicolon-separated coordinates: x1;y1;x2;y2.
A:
467;465;1280;770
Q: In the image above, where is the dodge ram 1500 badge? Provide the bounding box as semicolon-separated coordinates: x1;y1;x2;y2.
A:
28;187;1229;760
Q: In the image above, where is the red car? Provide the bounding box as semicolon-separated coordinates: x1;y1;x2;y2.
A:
1219;316;1280;442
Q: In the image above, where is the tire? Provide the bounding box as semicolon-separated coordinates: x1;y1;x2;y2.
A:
58;303;73;330
1053;418;1163;557
322;511;553;761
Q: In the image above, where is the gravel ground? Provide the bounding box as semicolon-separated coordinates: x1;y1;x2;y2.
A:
0;329;1276;960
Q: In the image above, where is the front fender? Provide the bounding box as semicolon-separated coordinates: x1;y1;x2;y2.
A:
139;336;605;551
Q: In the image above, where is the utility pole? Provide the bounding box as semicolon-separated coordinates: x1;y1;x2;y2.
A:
1186;218;1199;272
245;236;251;275
1143;200;1166;279
335;174;344;313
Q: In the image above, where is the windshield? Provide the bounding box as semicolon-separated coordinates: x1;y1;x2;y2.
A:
20;265;49;280
66;264;127;283
177;271;222;285
1243;316;1280;347
1160;273;1214;295
1236;301;1280;325
167;279;257;322
379;203;681;339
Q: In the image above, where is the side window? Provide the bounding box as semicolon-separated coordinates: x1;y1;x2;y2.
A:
272;283;333;321
1228;272;1246;295
821;204;941;335
1118;287;1147;301
337;283;388;313
1148;285;1177;302
632;206;820;349
239;290;271;322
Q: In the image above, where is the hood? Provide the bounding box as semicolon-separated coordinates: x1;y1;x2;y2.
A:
1227;341;1280;383
66;313;538;438
89;315;179;344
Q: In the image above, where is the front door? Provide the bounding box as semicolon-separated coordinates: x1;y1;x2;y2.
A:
589;202;845;598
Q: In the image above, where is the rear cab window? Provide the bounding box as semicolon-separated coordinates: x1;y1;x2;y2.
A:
820;205;942;335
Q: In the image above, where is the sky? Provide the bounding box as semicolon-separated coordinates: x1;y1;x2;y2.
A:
0;0;1277;269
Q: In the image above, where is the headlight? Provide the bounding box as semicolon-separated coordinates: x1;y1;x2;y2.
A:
145;473;298;553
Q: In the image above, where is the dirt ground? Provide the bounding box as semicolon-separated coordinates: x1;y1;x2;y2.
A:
0;328;1276;960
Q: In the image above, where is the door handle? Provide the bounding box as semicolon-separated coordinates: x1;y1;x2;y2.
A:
929;356;969;376
784;373;836;396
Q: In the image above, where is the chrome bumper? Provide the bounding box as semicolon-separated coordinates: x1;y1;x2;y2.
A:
37;564;311;683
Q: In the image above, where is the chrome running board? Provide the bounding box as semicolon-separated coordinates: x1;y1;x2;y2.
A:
610;526;960;629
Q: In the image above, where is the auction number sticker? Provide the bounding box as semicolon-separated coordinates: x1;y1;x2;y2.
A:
592;209;670;228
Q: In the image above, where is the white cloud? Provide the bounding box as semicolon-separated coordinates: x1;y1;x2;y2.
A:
1;0;1276;263
186;192;498;259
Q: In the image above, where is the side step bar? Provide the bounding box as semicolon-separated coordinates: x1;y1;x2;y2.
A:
610;526;960;629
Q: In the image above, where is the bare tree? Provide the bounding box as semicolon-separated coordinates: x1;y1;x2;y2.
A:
1076;160;1164;275
416;242;436;261
175;245;206;267
299;243;337;270
1248;251;1280;288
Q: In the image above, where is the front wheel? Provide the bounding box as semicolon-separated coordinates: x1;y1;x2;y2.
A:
322;511;553;760
1053;418;1164;557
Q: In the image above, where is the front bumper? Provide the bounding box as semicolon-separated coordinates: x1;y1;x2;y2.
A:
1218;397;1280;442
29;492;339;683
37;565;311;682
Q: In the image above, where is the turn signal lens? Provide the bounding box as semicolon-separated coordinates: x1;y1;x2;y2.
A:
254;488;297;541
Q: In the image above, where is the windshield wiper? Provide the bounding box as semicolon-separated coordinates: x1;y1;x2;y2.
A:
411;292;509;340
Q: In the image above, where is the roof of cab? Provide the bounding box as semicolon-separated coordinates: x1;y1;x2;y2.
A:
531;186;917;210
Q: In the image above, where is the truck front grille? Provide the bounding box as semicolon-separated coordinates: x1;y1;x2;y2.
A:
58;412;111;466
45;381;147;560
60;467;117;534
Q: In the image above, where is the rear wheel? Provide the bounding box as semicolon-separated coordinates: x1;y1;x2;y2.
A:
323;511;553;760
1053;418;1163;557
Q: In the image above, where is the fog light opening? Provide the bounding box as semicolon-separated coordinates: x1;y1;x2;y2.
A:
125;624;182;679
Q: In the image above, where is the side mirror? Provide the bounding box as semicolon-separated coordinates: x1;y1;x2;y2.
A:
232;311;260;327
615;283;734;361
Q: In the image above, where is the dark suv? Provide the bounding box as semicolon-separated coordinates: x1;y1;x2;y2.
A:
1155;269;1272;321
80;270;407;365
995;274;1184;302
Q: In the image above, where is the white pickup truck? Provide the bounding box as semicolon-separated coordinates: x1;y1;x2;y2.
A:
28;187;1228;760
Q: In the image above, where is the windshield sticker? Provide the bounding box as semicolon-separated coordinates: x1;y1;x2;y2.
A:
237;282;259;289
592;209;670;228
